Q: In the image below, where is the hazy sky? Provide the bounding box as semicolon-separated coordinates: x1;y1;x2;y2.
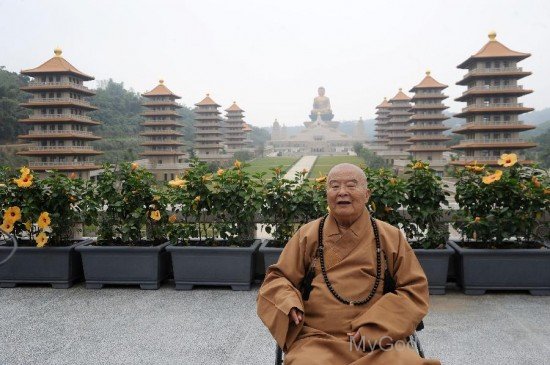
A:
1;0;549;127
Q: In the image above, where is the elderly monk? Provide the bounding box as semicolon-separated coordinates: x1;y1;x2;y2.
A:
257;163;440;364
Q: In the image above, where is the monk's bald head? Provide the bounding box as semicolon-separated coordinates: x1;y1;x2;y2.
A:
327;163;368;189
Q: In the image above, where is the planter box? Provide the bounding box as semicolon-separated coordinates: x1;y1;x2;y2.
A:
259;240;283;274
448;240;550;295
414;245;454;295
167;239;261;291
76;241;171;290
0;238;91;289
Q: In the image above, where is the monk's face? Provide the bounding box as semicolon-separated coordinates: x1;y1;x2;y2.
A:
326;165;370;226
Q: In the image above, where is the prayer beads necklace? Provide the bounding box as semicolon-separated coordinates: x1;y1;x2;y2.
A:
317;214;382;306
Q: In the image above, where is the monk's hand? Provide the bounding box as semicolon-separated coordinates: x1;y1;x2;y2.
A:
289;307;304;325
346;331;362;345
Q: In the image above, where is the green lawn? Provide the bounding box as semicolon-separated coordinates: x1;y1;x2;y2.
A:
309;156;366;178
244;157;300;179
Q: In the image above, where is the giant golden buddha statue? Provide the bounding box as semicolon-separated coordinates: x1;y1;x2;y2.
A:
310;86;334;122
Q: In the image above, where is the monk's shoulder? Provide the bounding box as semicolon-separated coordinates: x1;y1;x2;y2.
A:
296;217;323;241
373;219;403;249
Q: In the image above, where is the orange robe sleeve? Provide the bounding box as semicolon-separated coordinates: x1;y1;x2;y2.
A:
256;225;312;352
351;228;430;348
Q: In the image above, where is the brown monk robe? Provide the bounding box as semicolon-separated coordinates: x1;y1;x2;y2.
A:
257;163;440;365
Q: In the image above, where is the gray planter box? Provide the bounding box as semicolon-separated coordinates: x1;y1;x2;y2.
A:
0;238;91;289
259;240;284;274
448;240;550;295
167;239;261;291
76;241;171;290
414;245;454;295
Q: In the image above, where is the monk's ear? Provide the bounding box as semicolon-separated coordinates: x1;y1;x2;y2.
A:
365;188;371;201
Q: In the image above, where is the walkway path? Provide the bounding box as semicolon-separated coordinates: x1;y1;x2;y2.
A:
1;285;549;364
283;155;317;179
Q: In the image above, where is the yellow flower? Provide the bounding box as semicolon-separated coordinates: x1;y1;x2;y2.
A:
234;160;242;169
389;178;397;185
168;214;177;223
315;175;327;183
20;166;30;176
168;177;187;188
37;212;51;229
131;163;139;171
465;161;485;173
0;220;14;233
482;170;503;184
217;168;224;176
194;196;201;203
14;174;33;188
412;161;425;170
497;153;518;167
4;206;22;223
532;176;541;188
474;217;481;223
201;174;213;183
35;232;48;247
274;167;282;175
68;172;77;179
544;188;550;195
150;210;161;221
24;221;32;231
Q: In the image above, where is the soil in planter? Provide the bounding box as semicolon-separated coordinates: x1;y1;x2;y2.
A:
0;239;80;248
93;238;167;247
265;240;286;249
175;238;256;248
457;240;546;249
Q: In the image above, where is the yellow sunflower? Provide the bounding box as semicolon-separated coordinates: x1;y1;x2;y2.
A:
35;232;48;247
497;153;518;167
0;220;14;234
3;206;22;223
37;212;51;229
150;210;161;221
482;170;503;184
14;174;33;188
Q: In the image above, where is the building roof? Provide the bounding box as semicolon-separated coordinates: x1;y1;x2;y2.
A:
457;31;530;68
142;80;181;99
410;71;447;91
195;94;221;107
21;48;94;80
376;97;391;108
226;101;244;112
242;123;252;131
390;89;411;102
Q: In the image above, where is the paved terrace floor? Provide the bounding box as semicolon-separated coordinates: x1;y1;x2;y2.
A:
1;284;549;365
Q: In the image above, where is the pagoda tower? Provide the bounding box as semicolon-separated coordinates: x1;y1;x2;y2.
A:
271;119;281;141
224;102;246;154
139;80;186;181
17;48;102;178
194;94;224;161
242;122;254;150
386;89;413;167
371;97;391;155
450;31;536;166
407;71;451;175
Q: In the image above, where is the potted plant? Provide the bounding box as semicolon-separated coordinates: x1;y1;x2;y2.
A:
76;163;170;290
0;167;92;288
166;159;262;291
259;168;327;272
402;160;454;295
450;154;550;295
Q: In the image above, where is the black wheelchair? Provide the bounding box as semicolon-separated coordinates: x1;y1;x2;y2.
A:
274;325;425;365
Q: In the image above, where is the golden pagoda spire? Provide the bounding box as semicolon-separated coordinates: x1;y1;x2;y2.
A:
488;30;497;41
426;70;431;76
159;79;164;84
54;47;62;57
